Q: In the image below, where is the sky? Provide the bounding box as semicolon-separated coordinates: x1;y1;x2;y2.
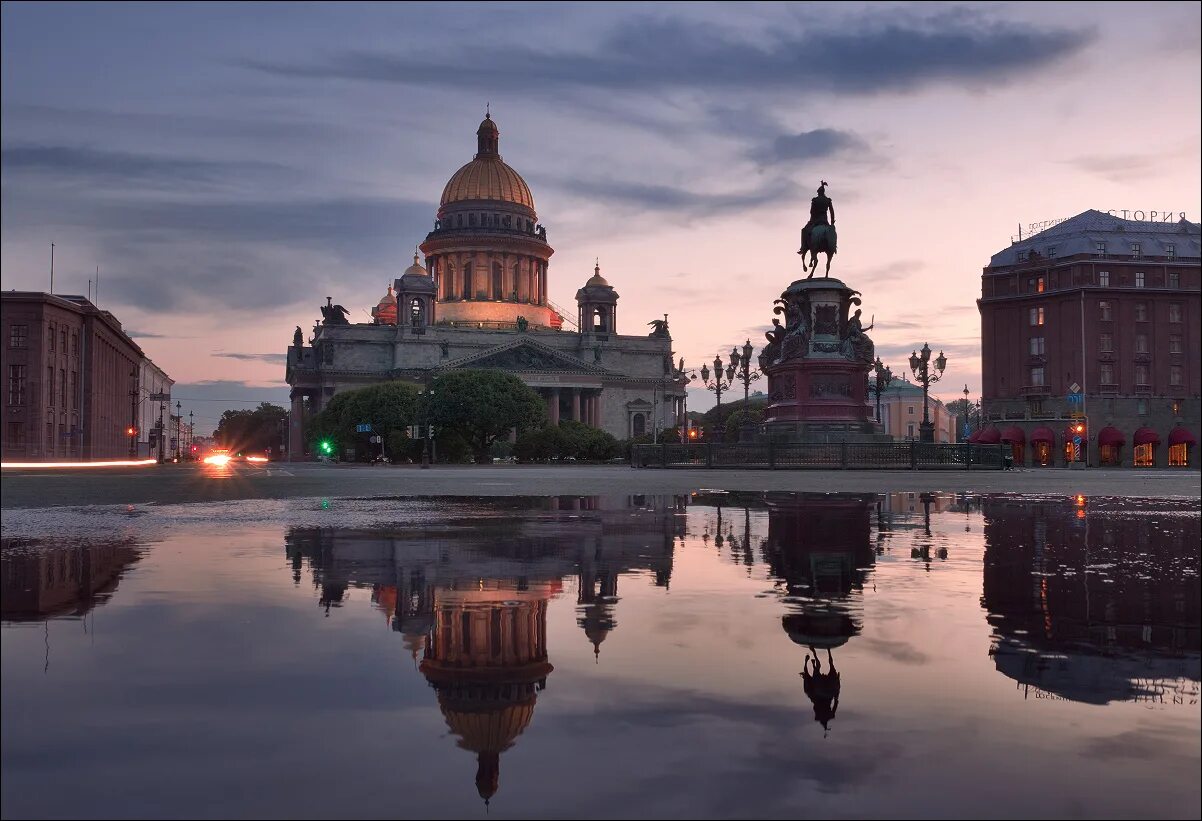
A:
2;2;1199;431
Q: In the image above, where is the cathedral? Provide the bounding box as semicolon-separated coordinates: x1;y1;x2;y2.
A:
286;113;688;457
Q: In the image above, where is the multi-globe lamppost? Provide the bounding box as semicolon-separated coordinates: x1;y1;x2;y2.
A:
868;357;894;425
908;342;947;443
733;340;761;403
698;353;737;410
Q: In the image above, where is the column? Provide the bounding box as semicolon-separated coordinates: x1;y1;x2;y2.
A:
289;392;305;461
571;389;581;422
549;388;560;426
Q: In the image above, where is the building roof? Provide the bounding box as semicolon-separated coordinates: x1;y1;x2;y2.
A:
989;209;1200;267
440;115;536;211
1;291;143;357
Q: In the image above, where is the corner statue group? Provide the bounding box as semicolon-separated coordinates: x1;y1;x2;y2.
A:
798;181;837;278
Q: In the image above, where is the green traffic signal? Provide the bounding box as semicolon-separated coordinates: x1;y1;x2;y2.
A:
319;439;334;455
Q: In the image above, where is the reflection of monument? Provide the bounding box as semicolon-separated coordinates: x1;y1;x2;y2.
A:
761;493;876;734
982;498;1201;705
759;187;882;442
284;495;685;801
1;542;142;620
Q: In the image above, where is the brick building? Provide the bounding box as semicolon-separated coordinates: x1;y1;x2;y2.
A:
1;292;144;461
977;210;1200;467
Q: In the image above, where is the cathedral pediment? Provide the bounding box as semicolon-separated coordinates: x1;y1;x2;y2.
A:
443;340;609;375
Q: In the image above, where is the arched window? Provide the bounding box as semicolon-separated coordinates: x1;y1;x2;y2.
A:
462;263;473;300
411;298;423;326
492;262;503;301
632;414;646;437
593;308;606;332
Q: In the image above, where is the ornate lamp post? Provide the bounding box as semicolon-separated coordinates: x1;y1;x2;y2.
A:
908;343;947;443
733;340;761;403
868;358;894;424
699;353;737;410
961;384;970;442
175;400;182;461
188;410;194;459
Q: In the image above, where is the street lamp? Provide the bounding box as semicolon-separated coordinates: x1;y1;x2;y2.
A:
175;401;182;461
420;378;435;468
908;342;947;443
961;384;970;442
868;358;894;425
699;352;737;410
733;340;761;403
188;410;194;459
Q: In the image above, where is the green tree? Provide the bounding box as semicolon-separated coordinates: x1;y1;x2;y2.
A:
428;370;546;463
306;382;419;460
214;402;288;455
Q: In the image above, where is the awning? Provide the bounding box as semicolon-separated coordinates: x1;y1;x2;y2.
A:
967;429;982;444
1030;426;1055;444
1168;426;1197;446
1097;426;1125;447
976;425;1001;444
1001;426;1025;444
1133;427;1161;446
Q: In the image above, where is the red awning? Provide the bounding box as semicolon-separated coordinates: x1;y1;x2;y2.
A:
1030;426;1055;444
1097;426;1125;447
1169;426;1197;446
967;429;982;443
1133;427;1161;446
976;425;1001;444
1001;426;1025;444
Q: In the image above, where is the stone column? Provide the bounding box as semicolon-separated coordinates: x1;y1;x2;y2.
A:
549;389;560;426
289;392;305;461
571;389;581;422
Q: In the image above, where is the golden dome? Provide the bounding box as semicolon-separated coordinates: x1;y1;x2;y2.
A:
585;260;609;288
403;252;428;279
439;113;535;210
377;284;397;307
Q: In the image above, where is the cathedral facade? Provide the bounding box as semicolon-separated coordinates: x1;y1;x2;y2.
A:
286;114;687;458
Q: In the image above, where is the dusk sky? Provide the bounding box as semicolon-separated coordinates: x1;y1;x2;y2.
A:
2;2;1199;432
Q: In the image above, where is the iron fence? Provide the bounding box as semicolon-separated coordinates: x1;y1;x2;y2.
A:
631;441;1007;470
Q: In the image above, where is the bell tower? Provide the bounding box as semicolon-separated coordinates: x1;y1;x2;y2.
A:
575;260;620;337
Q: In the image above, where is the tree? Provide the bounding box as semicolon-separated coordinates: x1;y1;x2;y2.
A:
945;398;981;440
428;370;546;463
306;382;419;460
214;402;287;455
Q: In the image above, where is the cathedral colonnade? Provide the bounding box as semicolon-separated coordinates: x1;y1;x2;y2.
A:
538;387;601;427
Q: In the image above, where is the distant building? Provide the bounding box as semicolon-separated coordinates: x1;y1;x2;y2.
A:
138;357;174;458
1;292;144;460
286;114;687;457
978;210;1200;467
871;377;957;443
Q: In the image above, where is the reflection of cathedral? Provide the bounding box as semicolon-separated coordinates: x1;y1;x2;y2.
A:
982;498;1201;705
286;113;688;449
284;495;684;802
1;542;142;620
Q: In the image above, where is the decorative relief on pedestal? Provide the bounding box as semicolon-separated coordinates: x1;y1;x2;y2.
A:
810;376;852;398
812;341;841;354
813;305;839;336
769;374;797;402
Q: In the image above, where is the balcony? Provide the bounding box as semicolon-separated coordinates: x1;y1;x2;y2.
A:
1020;384;1050;397
1097;383;1120;394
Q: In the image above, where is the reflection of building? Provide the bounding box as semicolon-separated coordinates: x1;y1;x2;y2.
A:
1;292;148;460
982;497;1200;704
284;495;684;801
978;210;1200;467
286;114;688;449
0;542;142;620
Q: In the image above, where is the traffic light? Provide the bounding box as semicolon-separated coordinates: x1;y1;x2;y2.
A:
126;426;138;437
319;439;334;456
1072;422;1086;436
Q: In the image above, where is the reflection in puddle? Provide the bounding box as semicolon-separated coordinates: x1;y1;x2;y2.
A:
2;492;1198;817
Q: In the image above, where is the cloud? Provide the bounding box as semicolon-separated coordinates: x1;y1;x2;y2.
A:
553;176;792;217
247;11;1093;96
750;128;868;165
126;330;174;339
213;352;289;364
1;144;290;190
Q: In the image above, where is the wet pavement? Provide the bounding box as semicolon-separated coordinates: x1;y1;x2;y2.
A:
2;491;1199;819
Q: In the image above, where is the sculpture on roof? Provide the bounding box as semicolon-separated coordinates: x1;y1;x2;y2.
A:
320;297;350;325
293;326;303;347
647;316;670;338
798;181;837;278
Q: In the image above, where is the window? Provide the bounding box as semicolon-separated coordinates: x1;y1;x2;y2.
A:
1137;399;1147;415
1169;443;1190;467
1166;244;1176;260
46;366;54;406
907;406;914;415
1099;333;1113;352
60;328;66;351
1018;251;1029;263
1047;246;1056;259
9;324;27;348
71;332;78;357
1095;242;1106;257
1170;365;1182;386
70;372;77;410
1173;401;1182;416
1029;306;1044;326
1030;367;1045;386
462;262;473;300
1100;363;1115;384
1135;271;1145;287
1135;333;1148;354
1131;242;1142;259
1134;302;1147;322
1036;276;1045;293
6;421;24;445
1135;364;1149;386
1169;303;1182;323
7;365;26;405
1098;271;1110;287
1029;336;1045;355
1169;334;1183;353
491;262;503;300
48;325;56;352
59;369;66;411
907;423;915;438
1099;301;1112;321
1169;271;1180;288
1134;443;1154;467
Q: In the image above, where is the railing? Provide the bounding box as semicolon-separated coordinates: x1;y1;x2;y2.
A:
630;442;1008;470
1020;385;1050;396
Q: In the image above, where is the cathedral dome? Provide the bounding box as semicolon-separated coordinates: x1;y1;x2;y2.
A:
402;252;428;280
439;114;536;210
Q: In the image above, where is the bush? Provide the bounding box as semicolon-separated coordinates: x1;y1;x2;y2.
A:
514;421;621;463
306;381;419;461
428;370;546;463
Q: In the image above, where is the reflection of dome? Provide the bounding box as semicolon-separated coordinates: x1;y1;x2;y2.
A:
439;689;538;801
783;611;859;649
439;115;535;210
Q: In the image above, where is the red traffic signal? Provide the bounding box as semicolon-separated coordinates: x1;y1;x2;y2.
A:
126;426;138;436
